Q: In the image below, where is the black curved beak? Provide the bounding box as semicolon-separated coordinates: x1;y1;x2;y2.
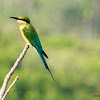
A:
9;17;19;20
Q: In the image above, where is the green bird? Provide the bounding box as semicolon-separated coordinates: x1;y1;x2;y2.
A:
10;16;55;81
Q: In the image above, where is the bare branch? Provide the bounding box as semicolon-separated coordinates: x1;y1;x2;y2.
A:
0;44;29;100
1;76;19;100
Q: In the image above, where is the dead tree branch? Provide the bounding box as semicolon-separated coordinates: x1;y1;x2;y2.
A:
1;76;19;100
0;44;29;100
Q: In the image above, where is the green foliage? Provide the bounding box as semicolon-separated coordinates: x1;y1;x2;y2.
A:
0;34;100;100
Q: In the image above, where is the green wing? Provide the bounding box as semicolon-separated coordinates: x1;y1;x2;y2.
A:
22;27;43;53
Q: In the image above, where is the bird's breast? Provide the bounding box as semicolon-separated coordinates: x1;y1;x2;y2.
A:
20;27;30;45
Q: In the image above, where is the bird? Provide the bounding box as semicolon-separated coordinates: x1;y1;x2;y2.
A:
10;16;55;81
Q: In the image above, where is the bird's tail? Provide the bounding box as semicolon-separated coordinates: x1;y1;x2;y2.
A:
37;50;55;81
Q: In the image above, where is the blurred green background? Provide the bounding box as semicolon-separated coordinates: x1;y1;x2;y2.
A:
0;0;100;100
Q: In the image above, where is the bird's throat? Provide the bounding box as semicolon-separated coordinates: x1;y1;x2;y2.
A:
19;23;25;26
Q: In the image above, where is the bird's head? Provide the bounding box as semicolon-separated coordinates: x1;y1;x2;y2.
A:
10;16;30;25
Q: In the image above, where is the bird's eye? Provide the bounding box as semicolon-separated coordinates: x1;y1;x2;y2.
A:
21;19;28;23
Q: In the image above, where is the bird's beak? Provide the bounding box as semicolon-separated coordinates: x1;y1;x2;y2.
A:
9;17;19;20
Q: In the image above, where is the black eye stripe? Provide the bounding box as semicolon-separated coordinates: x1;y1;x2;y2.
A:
20;19;28;23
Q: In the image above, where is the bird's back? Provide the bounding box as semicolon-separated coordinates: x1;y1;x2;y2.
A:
20;23;43;52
